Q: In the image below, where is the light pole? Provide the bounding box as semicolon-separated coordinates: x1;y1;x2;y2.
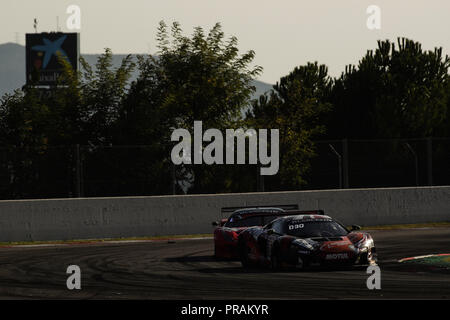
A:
329;144;343;189
404;142;419;186
172;163;176;195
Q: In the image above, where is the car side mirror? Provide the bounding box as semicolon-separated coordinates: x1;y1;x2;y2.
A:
212;221;219;227
350;225;361;231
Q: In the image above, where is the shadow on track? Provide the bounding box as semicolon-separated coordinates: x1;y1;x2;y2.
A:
165;255;216;263
165;254;369;274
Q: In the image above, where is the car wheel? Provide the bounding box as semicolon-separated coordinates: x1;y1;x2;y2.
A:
239;241;253;268
368;247;378;265
296;256;304;270
213;245;219;260
270;247;281;271
361;247;377;265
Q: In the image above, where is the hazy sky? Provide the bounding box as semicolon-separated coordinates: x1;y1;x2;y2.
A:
1;0;449;83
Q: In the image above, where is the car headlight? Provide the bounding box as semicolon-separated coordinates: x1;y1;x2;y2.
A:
293;239;314;250
354;236;373;249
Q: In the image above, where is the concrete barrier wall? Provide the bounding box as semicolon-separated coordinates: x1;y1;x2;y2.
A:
0;186;449;242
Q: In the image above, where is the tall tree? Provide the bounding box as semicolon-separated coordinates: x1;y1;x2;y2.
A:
0;50;136;198
117;21;262;193
247;62;332;189
327;38;450;139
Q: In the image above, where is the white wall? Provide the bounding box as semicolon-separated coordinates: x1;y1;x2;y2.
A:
0;186;449;242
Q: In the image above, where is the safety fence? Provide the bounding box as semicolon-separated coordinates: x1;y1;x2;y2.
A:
0;138;448;199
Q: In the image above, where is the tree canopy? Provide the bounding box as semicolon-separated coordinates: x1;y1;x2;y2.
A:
247;62;332;189
326;38;450;139
0;30;449;198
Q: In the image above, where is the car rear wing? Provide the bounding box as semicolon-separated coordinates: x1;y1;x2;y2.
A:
288;209;325;215
220;204;299;215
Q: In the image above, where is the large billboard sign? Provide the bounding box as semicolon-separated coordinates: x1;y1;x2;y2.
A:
26;32;80;86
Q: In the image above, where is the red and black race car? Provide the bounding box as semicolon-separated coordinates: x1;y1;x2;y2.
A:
212;206;323;259
237;213;377;269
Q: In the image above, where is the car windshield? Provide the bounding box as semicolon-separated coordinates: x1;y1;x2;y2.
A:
225;214;284;228
262;215;285;225
286;220;348;238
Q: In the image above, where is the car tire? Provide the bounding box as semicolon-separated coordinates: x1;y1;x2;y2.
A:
368;247;378;265
296;256;304;270
361;247;377;265
270;246;281;271
239;241;253;268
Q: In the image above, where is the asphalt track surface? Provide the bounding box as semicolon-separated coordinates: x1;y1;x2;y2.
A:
0;228;449;299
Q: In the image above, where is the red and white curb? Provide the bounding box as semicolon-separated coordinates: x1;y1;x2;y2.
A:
398;253;450;263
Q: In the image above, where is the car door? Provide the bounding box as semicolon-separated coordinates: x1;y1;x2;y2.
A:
258;220;284;261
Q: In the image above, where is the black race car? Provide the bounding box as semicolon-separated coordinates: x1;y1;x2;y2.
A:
237;213;377;269
213;207;320;259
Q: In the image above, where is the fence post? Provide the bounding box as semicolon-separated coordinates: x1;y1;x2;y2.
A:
427;137;433;186
172;163;176;195
74;144;82;197
342;139;349;188
404;142;419;186
328;144;343;189
257;165;265;192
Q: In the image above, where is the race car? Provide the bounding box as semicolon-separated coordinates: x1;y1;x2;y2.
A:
212;206;324;259
237;213;377;269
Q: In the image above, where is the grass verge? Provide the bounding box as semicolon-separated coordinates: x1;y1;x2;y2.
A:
360;221;450;230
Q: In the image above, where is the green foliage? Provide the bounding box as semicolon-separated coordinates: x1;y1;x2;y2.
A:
51;49;136;145
154;20;261;129
0;31;449;197
0;87;49;149
247;62;332;189
118;21;262;193
0;49;136;198
327;38;450;139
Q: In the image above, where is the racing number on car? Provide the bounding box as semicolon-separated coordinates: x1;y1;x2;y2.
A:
289;223;304;230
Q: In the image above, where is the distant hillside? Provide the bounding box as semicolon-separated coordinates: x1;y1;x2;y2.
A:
0;43;273;100
0;43;25;96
